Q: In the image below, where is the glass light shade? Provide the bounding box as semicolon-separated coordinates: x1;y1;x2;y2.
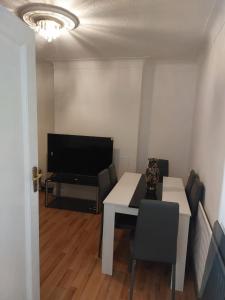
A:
18;4;79;42
35;19;63;42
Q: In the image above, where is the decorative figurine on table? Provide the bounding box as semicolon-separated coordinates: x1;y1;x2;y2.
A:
145;158;160;191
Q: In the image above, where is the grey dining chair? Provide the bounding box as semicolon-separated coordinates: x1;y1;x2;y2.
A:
188;176;204;219
186;176;204;263
108;163;137;229
199;221;225;300
129;199;179;300
98;165;137;257
98;168;111;257
108;163;118;188
158;159;169;182
185;170;198;200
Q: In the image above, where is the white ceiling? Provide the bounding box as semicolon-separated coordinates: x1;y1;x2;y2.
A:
0;0;217;62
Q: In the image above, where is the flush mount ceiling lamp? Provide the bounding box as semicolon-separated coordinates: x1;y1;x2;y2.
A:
18;3;79;42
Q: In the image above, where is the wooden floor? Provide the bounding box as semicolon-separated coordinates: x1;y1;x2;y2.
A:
40;192;197;300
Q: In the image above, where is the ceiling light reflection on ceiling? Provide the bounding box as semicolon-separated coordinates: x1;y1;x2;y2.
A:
18;3;79;42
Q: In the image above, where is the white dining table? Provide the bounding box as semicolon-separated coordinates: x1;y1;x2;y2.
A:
101;172;191;292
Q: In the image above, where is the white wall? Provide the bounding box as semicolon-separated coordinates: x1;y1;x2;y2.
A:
190;0;225;226
53;60;143;177
37;62;54;179
136;60;155;173
137;60;198;181
53;59;198;180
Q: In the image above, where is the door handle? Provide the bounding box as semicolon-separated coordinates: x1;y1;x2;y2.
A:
32;167;42;192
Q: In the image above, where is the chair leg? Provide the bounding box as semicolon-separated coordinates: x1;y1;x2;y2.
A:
129;259;137;300
171;264;176;300
98;212;104;258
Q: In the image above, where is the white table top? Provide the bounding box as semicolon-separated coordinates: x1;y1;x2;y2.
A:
104;172;141;206
163;176;191;216
104;172;191;216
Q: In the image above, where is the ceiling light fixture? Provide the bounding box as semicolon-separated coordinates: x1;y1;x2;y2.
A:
17;3;79;42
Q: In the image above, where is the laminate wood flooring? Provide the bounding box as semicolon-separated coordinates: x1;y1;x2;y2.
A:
39;192;197;300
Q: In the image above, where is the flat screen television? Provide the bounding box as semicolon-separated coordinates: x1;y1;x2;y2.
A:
47;133;113;176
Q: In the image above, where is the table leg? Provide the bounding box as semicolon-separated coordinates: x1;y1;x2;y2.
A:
56;182;61;198
45;180;49;207
174;214;190;291
102;204;115;275
96;187;99;214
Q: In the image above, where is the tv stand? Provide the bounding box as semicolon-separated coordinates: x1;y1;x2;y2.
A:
45;173;99;213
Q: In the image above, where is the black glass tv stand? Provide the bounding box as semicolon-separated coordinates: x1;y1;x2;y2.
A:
45;173;99;213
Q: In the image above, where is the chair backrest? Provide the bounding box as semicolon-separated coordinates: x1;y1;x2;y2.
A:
98;169;111;204
133;199;179;264
185;170;197;199
158;159;169;183
108;163;118;188
188;176;204;218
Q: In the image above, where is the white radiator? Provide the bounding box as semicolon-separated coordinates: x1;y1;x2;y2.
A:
193;203;212;292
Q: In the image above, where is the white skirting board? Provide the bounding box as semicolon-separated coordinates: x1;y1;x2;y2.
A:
193;202;212;292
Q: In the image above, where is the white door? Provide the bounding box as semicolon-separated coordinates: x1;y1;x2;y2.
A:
0;6;39;300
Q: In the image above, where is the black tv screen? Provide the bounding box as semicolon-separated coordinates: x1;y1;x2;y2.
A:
47;133;113;176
